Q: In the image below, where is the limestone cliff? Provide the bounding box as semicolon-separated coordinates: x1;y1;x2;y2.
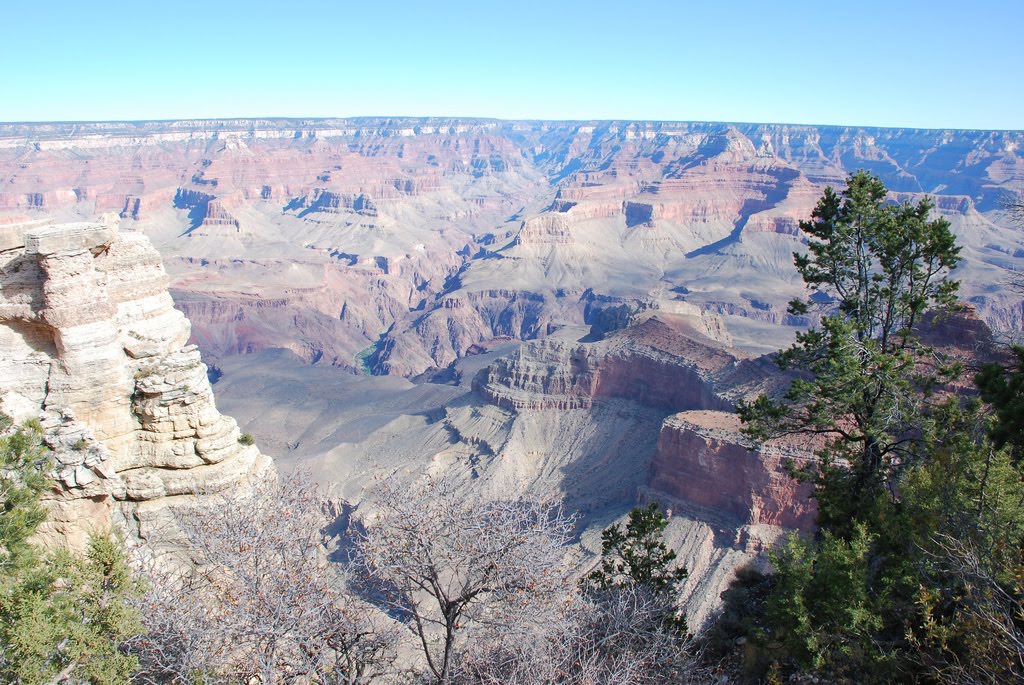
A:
0;218;271;550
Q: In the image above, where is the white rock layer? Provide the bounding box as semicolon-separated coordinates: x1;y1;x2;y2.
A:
0;218;272;551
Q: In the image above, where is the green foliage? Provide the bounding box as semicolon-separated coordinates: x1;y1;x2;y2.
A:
787;172;960;330
912;551;1024;684
586;503;687;633
237;432;255;446
728;173;1024;681
899;400;1024;682
0;422;143;684
976;344;1024;463
0;423;51;573
902;400;1024;575
587;503;687;594
741;399;1024;682
763;526;894;680
739;171;962;533
3;536;144;685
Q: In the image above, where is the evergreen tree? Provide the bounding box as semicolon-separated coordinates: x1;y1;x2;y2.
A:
586;503;688;633
739;170;962;533
0;419;143;684
754;398;1024;682
0;419;50;575
729;173;1002;681
976;345;1024;463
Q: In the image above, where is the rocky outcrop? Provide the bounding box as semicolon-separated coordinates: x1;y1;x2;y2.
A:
296;189;378;216
0;219;271;551
476;312;746;411
514;215;574;246
444;310;809;627
467;309;813;530
649;411;816;528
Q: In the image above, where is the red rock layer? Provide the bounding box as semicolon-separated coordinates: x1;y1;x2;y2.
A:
649;411;816;529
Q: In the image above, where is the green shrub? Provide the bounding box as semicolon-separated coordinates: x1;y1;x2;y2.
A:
0;423;144;683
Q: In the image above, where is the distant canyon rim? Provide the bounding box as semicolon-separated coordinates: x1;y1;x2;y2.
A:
1;117;1021;626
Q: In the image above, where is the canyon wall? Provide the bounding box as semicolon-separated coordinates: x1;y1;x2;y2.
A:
465;310;798;523
0;118;1020;376
414;311;802;627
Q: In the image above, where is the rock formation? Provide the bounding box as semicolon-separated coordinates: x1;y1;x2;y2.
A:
0;118;1020;377
431;311;803;627
0;218;271;551
649;411;816;529
467;310;800;522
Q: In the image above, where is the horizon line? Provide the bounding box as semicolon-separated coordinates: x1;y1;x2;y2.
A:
1;115;1022;135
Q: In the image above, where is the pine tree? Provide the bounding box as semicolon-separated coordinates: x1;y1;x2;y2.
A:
976;345;1024;463
586;503;688;633
739;170;962;533
730;173;992;681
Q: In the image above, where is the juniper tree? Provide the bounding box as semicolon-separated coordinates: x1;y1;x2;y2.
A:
0;419;143;684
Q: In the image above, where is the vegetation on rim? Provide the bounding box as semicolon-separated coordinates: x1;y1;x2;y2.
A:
728;171;1024;683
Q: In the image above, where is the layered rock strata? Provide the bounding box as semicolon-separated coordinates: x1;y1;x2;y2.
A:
472;311;800;527
2;119;1020;377
0;219;271;550
649;410;816;528
445;312;808;627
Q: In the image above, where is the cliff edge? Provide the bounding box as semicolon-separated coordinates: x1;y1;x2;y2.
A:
0;217;272;550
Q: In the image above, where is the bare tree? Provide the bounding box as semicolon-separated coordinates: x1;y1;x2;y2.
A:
130;472;398;684
1007;193;1024;226
456;582;704;685
353;475;575;685
127;560;226;684
914;533;1024;685
1003;192;1024;295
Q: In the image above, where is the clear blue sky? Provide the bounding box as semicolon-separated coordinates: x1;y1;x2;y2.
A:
2;0;1022;130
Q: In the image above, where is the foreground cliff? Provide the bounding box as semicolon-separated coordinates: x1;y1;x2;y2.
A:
0;218;271;550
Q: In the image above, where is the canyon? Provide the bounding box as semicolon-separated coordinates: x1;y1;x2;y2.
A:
3;119;1021;371
1;118;1021;626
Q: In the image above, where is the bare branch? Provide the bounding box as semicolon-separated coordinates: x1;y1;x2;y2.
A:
130;472;398;684
354;474;575;684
